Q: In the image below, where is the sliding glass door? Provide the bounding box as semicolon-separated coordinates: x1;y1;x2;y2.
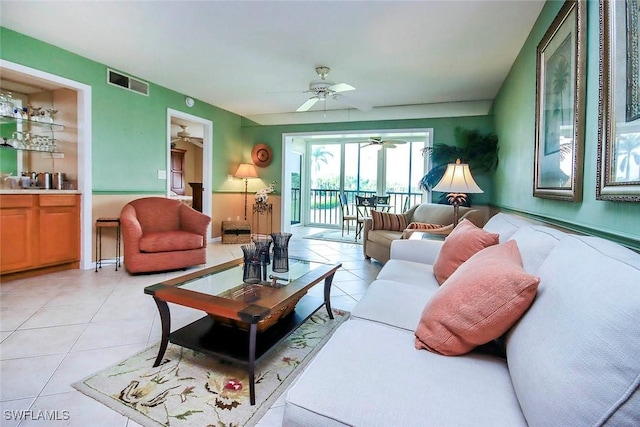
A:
307;133;429;227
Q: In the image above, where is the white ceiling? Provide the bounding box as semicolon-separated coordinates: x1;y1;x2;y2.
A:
1;1;545;125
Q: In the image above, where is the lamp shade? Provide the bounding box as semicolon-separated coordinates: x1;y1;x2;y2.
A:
432;159;483;194
234;163;259;179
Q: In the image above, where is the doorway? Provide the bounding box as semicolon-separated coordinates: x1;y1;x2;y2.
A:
166;109;213;241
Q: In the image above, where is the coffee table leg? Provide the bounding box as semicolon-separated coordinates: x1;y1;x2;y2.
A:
153;297;171;367
323;273;335;320
249;322;257;405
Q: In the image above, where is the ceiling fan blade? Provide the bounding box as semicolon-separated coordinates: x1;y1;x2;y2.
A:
385;144;398;149
385;139;407;145
334;93;372;111
329;83;355;93
297;97;319;112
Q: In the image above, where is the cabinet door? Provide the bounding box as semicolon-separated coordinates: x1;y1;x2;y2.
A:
39;199;79;266
0;207;36;272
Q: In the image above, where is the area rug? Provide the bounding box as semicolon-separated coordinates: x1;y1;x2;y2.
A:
74;309;348;427
304;230;362;245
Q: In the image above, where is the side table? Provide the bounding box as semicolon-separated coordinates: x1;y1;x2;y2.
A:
95;217;121;272
252;203;273;236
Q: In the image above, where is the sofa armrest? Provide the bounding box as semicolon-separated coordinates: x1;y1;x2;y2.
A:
120;204;143;255
390;239;443;265
179;204;211;242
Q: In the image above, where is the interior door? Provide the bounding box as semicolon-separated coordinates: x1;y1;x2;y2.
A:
170;148;186;195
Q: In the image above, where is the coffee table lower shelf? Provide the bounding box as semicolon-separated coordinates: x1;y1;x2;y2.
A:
165;295;329;405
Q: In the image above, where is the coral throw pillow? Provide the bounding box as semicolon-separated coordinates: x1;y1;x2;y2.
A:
432;219;499;284
371;211;408;231
415;240;540;356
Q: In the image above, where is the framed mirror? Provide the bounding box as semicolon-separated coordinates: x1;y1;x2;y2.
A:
596;0;640;202
533;0;586;201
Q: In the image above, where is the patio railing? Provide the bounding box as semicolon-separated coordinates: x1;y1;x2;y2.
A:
305;189;423;226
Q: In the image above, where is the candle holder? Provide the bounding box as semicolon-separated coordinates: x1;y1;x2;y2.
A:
241;244;262;284
270;232;292;273
252;235;272;280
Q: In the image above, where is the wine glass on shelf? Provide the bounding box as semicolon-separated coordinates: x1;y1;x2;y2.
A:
46;109;58;124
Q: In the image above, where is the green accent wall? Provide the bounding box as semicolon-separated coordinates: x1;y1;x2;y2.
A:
492;0;640;249
0;27;245;193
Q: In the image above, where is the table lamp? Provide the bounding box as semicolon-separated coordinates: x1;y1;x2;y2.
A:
432;159;483;227
234;163;259;221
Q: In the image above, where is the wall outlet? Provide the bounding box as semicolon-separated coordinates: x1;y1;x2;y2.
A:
157;170;166;180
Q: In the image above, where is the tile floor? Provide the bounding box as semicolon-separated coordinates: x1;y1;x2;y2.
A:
0;227;382;426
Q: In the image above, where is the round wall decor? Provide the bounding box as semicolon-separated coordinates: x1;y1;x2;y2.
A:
185;97;195;107
251;144;272;167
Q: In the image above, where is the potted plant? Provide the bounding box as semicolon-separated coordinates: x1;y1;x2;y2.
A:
419;127;499;205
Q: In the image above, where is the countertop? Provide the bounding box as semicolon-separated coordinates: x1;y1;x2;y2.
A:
0;189;81;195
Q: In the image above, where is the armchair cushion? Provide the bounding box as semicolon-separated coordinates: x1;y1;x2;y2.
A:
139;230;204;253
370;211;408;231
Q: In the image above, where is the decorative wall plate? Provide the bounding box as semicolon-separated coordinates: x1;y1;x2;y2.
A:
251;143;272;167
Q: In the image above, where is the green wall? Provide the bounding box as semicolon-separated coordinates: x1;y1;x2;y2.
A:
492;0;640;249
240;115;496;204
0;27;245;193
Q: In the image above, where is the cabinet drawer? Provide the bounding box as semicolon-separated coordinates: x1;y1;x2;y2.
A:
0;195;36;208
39;194;79;207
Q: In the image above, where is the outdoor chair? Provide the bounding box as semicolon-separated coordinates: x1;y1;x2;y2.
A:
339;193;357;236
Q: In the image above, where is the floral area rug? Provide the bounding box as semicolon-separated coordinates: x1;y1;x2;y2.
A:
304;230;363;245
74;309;348;427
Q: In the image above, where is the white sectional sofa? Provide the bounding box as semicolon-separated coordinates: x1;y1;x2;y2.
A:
283;213;640;426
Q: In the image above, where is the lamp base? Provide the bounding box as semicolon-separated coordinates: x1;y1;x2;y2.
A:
446;193;468;227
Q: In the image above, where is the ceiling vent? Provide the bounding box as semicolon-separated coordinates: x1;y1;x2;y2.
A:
107;69;149;96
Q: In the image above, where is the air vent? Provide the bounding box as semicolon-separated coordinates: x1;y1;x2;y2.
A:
107;69;149;96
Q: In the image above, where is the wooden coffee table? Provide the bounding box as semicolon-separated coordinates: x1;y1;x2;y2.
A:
144;257;341;405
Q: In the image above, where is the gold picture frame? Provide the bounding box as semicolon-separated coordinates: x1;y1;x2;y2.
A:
596;0;640;201
534;0;586;201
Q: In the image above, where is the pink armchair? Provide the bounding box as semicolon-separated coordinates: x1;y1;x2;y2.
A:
120;197;211;274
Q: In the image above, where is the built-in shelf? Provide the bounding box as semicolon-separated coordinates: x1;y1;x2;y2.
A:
0;114;64;132
0;144;61;154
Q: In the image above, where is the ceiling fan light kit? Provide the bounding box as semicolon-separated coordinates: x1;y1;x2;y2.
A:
296;66;371;113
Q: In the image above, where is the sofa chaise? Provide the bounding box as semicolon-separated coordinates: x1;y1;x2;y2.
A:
363;202;485;263
283;212;640;426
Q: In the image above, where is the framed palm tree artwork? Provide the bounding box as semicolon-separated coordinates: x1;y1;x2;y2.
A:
534;0;586;201
597;0;640;202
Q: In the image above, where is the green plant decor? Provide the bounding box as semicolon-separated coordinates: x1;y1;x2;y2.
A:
419;127;499;205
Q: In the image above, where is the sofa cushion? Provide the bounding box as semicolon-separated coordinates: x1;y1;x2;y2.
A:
433;219;499;284
284;319;527;427
416;241;540;355
139;230;204;253
483;212;534;243
352;276;439;331
367;229;402;247
370;210;408;231
507;225;565;274
506;235;640;426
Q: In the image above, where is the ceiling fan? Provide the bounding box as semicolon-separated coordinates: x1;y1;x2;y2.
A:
296;66;372;112
359;137;407;149
171;125;203;147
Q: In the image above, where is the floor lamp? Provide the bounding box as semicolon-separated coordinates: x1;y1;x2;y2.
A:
234;163;259;221
432;159;483;227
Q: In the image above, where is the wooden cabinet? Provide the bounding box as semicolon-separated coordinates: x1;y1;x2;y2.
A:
0;193;80;278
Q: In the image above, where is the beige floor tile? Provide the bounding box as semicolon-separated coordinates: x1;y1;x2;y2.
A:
40;343;146;396
71;318;152;352
90;295;155;323
0;354;65;401
0;291;59;311
0;307;39;332
19;303;102;330
0;397;35;427
21;390;129;427
0;325;86;360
